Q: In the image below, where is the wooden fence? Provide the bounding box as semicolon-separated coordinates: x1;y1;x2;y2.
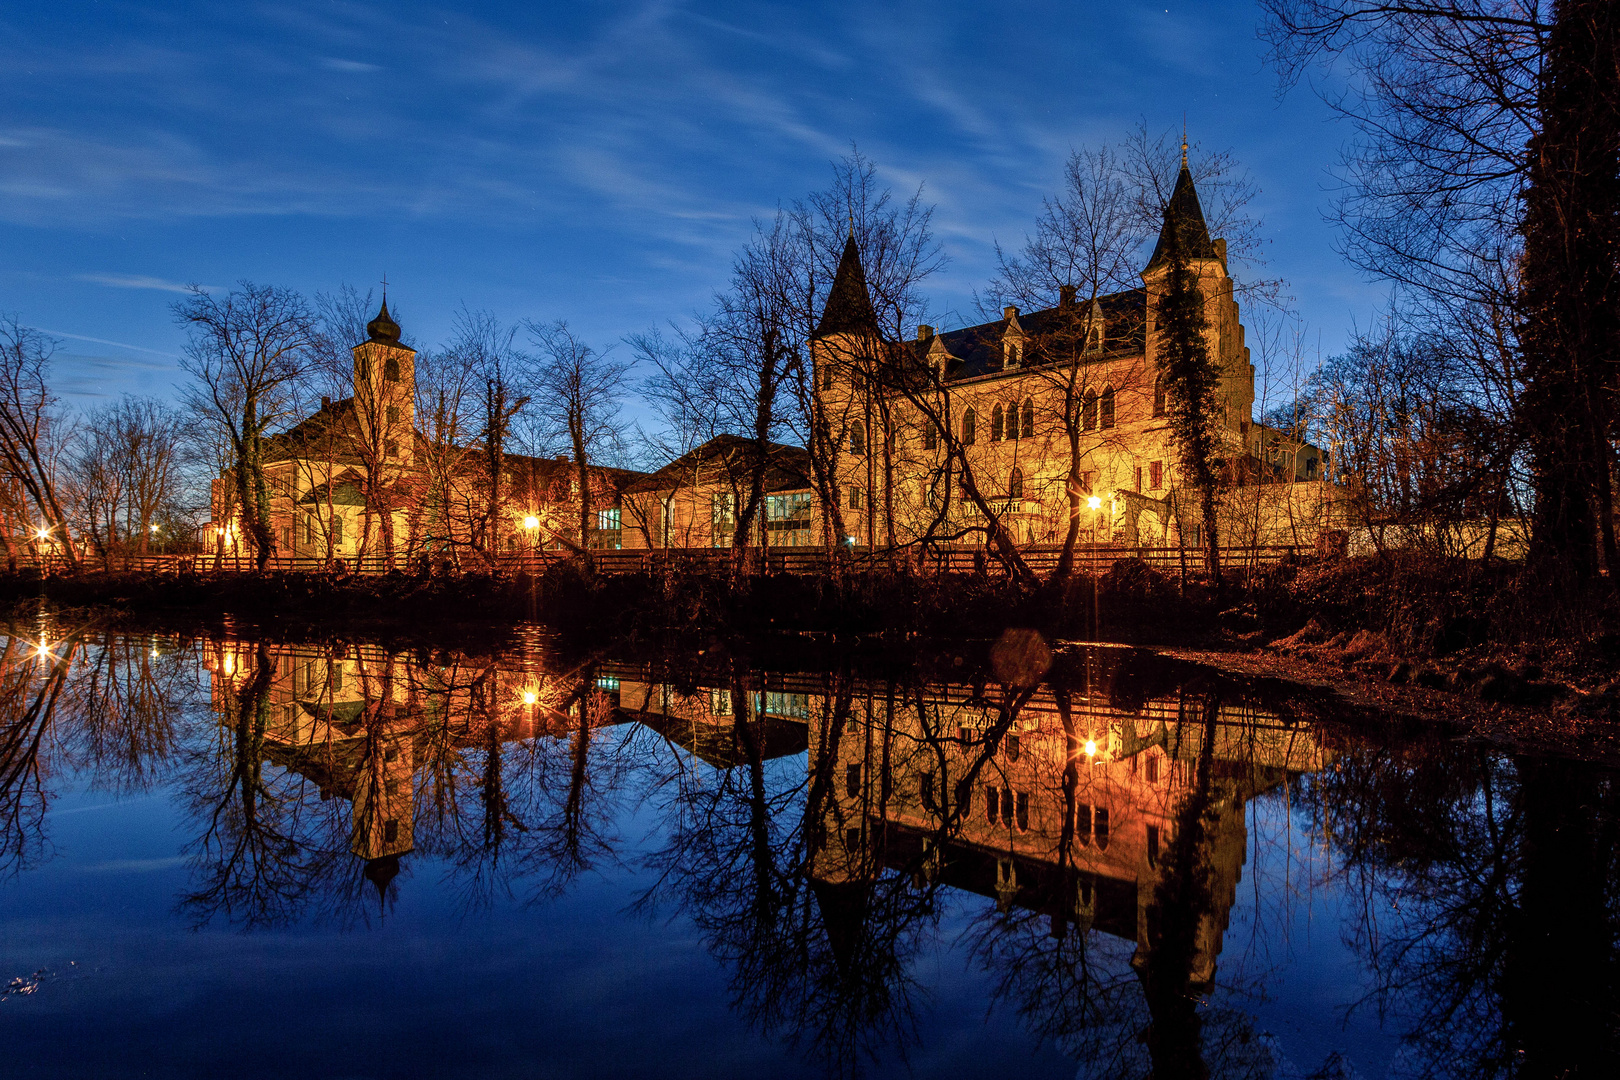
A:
25;542;1300;579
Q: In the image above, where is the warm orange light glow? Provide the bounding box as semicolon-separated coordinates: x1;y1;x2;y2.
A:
521;690;538;705
523;515;539;530
1084;739;1098;757
35;526;49;540
1086;496;1102;511
222;653;235;676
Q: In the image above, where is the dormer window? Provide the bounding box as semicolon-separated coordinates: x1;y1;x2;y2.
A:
1085;301;1106;353
1005;342;1021;368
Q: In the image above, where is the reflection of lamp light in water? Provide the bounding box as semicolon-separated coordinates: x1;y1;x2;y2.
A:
1084;739;1098;757
222;652;235;676
521;690;538;705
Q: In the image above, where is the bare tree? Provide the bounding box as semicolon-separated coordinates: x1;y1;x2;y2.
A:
175;282;318;570
1262;1;1620;580
0;316;79;569
526;321;629;563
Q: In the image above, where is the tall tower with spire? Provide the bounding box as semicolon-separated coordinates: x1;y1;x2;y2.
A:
1141;159;1254;442
811;235;885;547
352;299;416;465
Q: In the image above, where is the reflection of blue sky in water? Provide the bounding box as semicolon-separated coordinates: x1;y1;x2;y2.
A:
0;633;1592;1077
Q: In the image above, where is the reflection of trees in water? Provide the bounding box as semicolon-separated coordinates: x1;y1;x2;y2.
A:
6;628;1620;1077
1300;734;1620;1078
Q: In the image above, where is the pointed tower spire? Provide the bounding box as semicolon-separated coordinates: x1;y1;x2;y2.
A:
1145;158;1217;271
813;234;880;338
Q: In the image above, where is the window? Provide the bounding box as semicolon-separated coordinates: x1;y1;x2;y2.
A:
760;692;809;719
1001;787;1014;827
332;516;345;545
1006;342;1020;367
847;486;863;511
991;404;1004;442
1150;461;1164;490
922;418;938;451
1082;391;1098;431
1009;468;1023;500
985;785;999;824
962;408;977;444
384;439;399;457
1006;733;1021;762
1016;791;1030;832
383;820;399;844
846;764;861;798
1022;398;1035;439
849;421;866;456
920;771;936;812
1134;466;1143;493
305;515;318;544
1306;457;1318;478
709;688;731;716
1076;803;1092;846
1153;375;1167;417
357;357;370;381
1100;387;1115;429
1146;755;1159;784
1146;824;1160;868
386;405;399;425
821;364;834;390
1094;806;1109;849
597;507;621;531
384;357;400;382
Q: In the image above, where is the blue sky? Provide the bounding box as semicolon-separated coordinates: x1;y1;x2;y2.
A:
0;1;1378;413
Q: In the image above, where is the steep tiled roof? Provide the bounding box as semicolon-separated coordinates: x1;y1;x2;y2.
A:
1145;163;1217;271
813;235;880;339
917;289;1147;383
626;434;812;494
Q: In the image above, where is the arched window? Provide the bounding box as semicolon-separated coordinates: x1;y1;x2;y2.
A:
1006;343;1020;368
1153;375;1167;418
822;364;835;390
922;417;938;450
384;357;401;382
963;408;977;445
849;421;866;456
1009;467;1023;499
991;404;1004;442
1021;398;1035;439
357;356;370;381
1100;386;1115;429
1082;391;1098;432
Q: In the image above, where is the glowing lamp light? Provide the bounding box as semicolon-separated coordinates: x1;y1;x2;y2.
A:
523;516;539;530
1083;739;1098;757
1086;496;1102;511
35;526;50;540
521;690;538;705
149;524;160;532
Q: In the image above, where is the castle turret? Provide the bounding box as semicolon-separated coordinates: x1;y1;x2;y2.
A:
352;298;416;464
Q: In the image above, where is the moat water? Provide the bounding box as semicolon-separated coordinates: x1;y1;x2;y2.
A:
0;622;1613;1078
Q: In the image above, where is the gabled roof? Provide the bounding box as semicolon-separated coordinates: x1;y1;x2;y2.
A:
264;398;364;466
626;434;812;495
1145;163;1218;271
916;289;1147;382
813;235;880;339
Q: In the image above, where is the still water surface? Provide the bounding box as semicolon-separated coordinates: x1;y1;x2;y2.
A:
0;625;1613;1078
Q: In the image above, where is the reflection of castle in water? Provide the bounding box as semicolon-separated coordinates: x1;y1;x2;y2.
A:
208;640;1329;983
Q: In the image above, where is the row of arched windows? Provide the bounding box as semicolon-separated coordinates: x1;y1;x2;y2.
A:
991;399;1035;442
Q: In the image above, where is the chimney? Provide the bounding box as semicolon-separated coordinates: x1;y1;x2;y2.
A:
322;396;331;410
1059;285;1077;309
1213;238;1227;263
1003;306;1019;322
917;324;934;341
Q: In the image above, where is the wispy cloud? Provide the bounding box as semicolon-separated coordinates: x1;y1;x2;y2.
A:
39;332;180;358
77;272;201;294
320;57;380;73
